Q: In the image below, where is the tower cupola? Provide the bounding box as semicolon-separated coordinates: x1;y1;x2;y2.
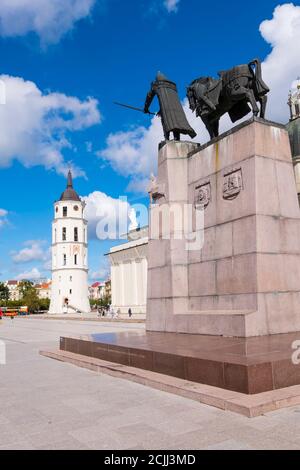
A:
59;170;81;202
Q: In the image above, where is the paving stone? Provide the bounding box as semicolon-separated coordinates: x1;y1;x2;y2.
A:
206;439;254;450
1;317;300;450
0;440;36;450
35;438;89;450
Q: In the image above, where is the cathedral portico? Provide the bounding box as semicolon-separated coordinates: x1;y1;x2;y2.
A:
109;227;148;315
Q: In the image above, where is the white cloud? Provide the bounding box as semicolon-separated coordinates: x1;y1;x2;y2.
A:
100;3;300;193
43;257;52;271
164;0;180;13
16;267;42;281
0;208;8;228
98;99;215;192
12;240;48;264
89;264;110;282
126;177;151;194
0;74;100;176
42;246;52;271
99;116;163;191
260;3;300;122
0;0;96;45
100;120;162;177
83;191;132;240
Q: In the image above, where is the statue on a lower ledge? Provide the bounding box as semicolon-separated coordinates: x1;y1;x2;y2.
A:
144;72;197;141
187;58;270;139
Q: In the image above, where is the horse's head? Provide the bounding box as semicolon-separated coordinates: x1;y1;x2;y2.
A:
187;77;210;112
186;86;196;111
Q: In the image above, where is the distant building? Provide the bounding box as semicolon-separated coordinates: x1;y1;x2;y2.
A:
287;81;300;204
35;281;52;300
5;280;21;301
105;278;111;301
89;280;110;302
89;282;101;300
99;282;106;299
108;226;148;314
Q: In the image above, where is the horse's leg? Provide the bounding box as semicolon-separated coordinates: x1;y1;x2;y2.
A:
229;78;259;116
213;120;219;137
259;95;267;119
173;130;180;141
207;119;219;138
208;121;217;139
245;88;259;116
202;117;214;140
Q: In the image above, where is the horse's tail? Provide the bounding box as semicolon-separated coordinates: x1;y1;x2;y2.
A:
249;58;262;77
248;58;270;96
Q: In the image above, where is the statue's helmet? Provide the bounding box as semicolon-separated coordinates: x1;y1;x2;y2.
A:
156;71;169;81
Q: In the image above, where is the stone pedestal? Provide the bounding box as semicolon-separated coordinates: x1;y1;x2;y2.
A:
59;330;300;394
147;117;300;337
51;118;300;403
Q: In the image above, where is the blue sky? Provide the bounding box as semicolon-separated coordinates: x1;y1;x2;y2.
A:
0;0;299;282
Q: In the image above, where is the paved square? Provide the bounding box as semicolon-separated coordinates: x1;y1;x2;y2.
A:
1;317;300;450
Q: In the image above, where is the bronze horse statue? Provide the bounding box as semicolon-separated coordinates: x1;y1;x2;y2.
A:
187;59;270;139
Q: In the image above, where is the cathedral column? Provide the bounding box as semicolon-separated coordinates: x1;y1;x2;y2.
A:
131;259;138;306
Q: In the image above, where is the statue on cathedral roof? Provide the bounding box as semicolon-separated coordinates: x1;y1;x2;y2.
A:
287;79;300;161
288;79;300;121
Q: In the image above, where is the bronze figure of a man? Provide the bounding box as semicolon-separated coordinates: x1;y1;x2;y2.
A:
144;72;196;141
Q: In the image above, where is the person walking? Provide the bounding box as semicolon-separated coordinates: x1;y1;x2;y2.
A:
110;307;115;319
128;308;132;319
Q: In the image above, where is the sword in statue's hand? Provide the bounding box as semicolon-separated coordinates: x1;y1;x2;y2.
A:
114;102;156;116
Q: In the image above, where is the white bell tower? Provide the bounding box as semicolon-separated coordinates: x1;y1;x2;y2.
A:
49;171;90;314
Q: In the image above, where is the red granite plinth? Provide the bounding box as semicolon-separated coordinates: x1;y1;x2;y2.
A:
147;120;300;337
59;331;300;395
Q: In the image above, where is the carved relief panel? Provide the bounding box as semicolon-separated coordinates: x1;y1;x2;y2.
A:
223;168;243;200
194;181;211;210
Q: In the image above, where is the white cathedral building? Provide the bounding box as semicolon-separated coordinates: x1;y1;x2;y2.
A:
49;171;90;314
108;226;148;315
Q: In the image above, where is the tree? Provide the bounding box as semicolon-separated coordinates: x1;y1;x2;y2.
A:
18;280;34;298
0;282;9;302
39;298;50;311
100;295;111;308
22;289;40;313
18;280;40;313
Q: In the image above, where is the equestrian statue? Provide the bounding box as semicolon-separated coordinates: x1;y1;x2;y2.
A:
187;59;270;139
